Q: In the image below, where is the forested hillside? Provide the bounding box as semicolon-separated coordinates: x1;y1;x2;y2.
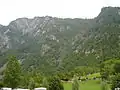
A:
0;7;120;74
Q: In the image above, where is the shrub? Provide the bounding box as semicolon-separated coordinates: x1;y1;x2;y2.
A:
111;73;120;90
0;82;4;88
48;76;64;90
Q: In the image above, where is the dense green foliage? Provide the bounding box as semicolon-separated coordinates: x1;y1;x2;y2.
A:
99;59;120;90
114;62;120;74
1;7;120;75
111;73;120;90
0;82;4;88
1;7;120;90
100;59;120;80
48;76;64;90
3;56;21;88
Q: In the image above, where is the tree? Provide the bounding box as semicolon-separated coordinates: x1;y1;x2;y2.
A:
20;74;30;88
42;77;48;88
48;76;64;90
28;78;35;90
0;82;4;88
100;59;120;80
111;73;120;90
72;77;79;90
3;56;21;88
100;67;109;80
101;81;108;90
114;62;120;74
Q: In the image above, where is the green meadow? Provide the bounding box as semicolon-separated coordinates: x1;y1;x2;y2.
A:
63;80;103;90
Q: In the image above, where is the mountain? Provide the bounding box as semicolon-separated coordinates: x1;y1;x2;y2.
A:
0;7;120;74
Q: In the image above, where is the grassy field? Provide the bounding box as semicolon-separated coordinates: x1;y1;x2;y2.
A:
63;80;101;90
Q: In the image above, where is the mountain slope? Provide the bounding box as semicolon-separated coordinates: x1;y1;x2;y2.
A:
0;7;120;74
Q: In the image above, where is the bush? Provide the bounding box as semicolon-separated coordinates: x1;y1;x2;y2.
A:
80;76;86;81
111;73;120;90
96;80;101;84
0;82;4;88
57;72;72;81
48;76;64;90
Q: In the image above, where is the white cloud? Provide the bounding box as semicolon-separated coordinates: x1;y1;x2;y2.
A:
0;0;119;25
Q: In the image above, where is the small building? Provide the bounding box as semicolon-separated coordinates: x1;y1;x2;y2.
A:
34;88;47;90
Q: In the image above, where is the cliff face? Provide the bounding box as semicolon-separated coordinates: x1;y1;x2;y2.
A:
0;7;120;73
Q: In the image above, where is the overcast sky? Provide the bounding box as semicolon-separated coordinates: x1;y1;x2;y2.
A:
0;0;120;25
